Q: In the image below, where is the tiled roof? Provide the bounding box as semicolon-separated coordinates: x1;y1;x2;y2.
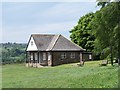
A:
31;34;84;51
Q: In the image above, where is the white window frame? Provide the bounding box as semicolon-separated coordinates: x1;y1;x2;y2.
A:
61;52;66;59
43;53;46;60
70;52;75;59
89;54;92;59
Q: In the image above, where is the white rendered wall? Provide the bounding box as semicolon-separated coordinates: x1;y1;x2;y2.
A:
26;37;38;51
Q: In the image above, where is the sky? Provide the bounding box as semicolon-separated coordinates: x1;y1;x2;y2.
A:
1;1;100;43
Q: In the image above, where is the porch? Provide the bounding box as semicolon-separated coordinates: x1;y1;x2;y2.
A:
26;51;52;67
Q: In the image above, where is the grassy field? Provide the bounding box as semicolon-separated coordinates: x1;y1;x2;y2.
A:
2;61;118;88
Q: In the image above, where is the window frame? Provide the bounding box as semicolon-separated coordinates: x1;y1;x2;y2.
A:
89;54;92;59
30;53;33;60
70;52;75;59
61;52;66;59
35;53;38;60
43;52;46;60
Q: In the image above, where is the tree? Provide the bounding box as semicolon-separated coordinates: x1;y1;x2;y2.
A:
96;0;110;8
70;13;95;52
2;43;27;64
92;2;120;65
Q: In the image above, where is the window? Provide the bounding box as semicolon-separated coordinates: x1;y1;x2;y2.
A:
35;53;38;60
31;41;33;46
70;53;75;59
61;52;66;59
30;53;33;60
89;54;92;59
48;52;51;60
43;53;46;60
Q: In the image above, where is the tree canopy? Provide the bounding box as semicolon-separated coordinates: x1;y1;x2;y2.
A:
70;13;95;52
70;1;120;65
1;43;27;64
92;2;120;65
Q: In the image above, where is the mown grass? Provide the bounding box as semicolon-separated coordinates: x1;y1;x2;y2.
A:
2;60;118;88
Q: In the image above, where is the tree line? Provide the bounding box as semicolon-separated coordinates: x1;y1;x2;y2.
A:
70;1;120;65
1;42;27;64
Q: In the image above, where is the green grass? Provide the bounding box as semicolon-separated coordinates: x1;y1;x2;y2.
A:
2;61;118;88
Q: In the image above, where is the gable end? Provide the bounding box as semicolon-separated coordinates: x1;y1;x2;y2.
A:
26;36;38;51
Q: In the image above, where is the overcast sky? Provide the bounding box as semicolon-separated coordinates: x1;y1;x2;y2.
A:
2;1;100;43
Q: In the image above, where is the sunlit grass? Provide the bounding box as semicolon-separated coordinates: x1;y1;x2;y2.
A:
2;61;118;88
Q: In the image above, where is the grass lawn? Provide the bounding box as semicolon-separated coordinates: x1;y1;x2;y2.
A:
2;60;118;88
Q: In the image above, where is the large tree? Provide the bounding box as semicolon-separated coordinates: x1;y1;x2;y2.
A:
92;2;120;65
70;13;95;52
96;0;110;8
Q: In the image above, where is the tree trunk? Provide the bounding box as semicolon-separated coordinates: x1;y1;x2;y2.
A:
110;45;113;66
118;42;120;66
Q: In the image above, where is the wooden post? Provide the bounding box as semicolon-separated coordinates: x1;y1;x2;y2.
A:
38;52;39;63
39;52;41;64
35;52;37;68
110;45;113;66
26;51;27;63
36;52;39;68
28;52;30;67
26;51;27;67
32;52;33;67
26;51;30;67
80;52;85;66
29;52;31;64
80;52;82;62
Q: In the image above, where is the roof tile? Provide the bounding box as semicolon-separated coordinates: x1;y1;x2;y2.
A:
31;34;84;51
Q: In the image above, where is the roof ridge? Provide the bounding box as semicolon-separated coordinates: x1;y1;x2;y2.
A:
32;34;60;36
46;34;60;51
50;34;60;50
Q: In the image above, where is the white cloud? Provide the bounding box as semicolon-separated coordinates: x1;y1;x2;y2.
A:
41;3;82;16
34;2;99;23
2;21;77;43
2;2;99;43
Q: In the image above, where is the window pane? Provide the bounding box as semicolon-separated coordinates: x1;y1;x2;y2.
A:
70;53;75;59
31;53;33;60
89;55;92;59
48;52;51;60
61;52;66;59
35;53;37;60
43;53;46;60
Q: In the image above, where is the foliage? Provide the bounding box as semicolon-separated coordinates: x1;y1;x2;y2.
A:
96;0;110;8
2;61;118;88
70;13;95;52
69;1;120;65
92;2;120;65
1;42;27;64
